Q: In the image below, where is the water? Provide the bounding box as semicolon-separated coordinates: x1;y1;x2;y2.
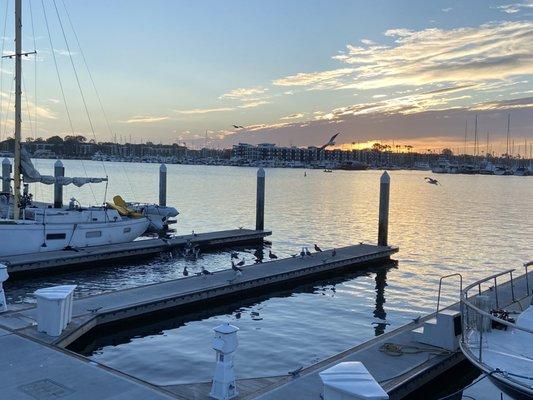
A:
5;160;533;386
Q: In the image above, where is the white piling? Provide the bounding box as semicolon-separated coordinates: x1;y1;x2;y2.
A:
2;158;11;194
378;171;390;246
34;285;76;336
159;163;167;207
255;167;265;231
0;264;8;313
54;160;64;208
210;322;239;400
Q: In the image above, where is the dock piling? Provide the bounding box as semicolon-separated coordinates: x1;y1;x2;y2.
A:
0;264;7;312
54;160;64;208
159;163;167;207
255;167;265;231
378;171;390;246
2;158;11;193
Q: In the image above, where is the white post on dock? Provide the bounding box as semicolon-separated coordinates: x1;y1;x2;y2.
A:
210;322;239;400
54;160;64;208
0;264;8;313
378;171;390;246
255;167;265;231
159;163;167;207
2;158;11;194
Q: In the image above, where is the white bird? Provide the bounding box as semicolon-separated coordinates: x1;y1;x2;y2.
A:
319;132;341;151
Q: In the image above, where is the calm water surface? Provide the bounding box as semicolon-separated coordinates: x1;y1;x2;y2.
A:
5;160;532;386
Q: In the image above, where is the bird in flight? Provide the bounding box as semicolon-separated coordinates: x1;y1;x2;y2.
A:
319;132;340;151
424;177;440;185
233;125;244;129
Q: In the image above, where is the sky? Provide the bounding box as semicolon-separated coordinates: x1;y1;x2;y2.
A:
0;0;532;154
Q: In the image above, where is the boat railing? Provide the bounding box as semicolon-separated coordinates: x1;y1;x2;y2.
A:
460;265;532;383
436;273;463;314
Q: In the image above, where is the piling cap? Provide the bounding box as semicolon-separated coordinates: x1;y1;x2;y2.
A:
160;163;167;172
380;170;390;183
257;167;265;178
54;159;63;167
2;158;10;165
213;322;239;335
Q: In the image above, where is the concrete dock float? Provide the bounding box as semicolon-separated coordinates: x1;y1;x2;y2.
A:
2;228;271;277
0;243;398;349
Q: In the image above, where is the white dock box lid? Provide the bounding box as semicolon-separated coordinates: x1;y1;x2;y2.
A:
319;361;388;400
34;285;76;336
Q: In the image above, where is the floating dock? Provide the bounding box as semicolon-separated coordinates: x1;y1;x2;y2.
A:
2;228;271;277
1;243;398;348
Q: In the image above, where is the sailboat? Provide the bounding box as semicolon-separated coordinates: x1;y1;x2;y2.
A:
0;0;150;257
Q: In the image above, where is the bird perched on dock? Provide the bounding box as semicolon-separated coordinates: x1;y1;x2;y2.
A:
268;250;278;260
236;259;245;267
183;266;189;276
424;177;440;185
331;248;337;257
305;247;312;257
412;316;421;324
300;248;305;259
231;261;243;273
231;251;239;259
201;267;212;276
288;366;304;377
314;244;323;252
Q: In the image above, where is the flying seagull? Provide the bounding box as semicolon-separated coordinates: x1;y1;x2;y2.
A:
232;124;244;129
424;177;440;185
314;244;323;252
319;132;340;151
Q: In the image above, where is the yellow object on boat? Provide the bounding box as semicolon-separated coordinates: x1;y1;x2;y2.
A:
106;195;143;218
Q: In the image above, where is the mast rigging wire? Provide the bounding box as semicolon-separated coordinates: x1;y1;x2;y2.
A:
0;0;9;142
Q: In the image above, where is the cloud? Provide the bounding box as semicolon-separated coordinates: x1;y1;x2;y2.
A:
271;21;533;92
441;7;453;12
280;113;305;120
470;96;533;110
238;100;270;109
175;107;235;114
494;2;533;14
220;86;268;100
120;115;170;123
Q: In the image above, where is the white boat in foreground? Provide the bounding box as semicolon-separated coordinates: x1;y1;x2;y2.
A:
460;265;533;399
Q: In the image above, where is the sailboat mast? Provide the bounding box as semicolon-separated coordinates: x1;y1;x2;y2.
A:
13;0;22;220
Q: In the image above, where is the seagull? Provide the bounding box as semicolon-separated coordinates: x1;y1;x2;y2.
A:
231;251;239;259
424;177;440;185
318;132;340;151
236;259;245;267
268;250;278;260
300;248;305;258
331;248;337;257
305;247;312;257
201;267;212;276
412;316;421;324
314;244;323;252
232;124;244;129
288;365;304;377
183;266;189;276
231;261;243;273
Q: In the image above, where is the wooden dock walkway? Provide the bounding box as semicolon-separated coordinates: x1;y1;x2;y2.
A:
0;243;397;349
2;228;271;277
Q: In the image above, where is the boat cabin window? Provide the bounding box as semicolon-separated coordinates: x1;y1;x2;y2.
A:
46;233;66;240
86;231;102;238
123;227;131;233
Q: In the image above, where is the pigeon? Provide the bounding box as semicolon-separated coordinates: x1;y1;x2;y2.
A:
331;248;337;257
269;250;278;260
424;177;439;185
183;266;189;276
236;259;245;267
231;261;243;273
314;244;323;252
305;247;312;257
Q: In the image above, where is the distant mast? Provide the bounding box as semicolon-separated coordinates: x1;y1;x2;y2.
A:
506;113;511;163
13;0;22;219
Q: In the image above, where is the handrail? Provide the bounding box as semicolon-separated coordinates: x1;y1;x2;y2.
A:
462;268;515;293
436;273;462;314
